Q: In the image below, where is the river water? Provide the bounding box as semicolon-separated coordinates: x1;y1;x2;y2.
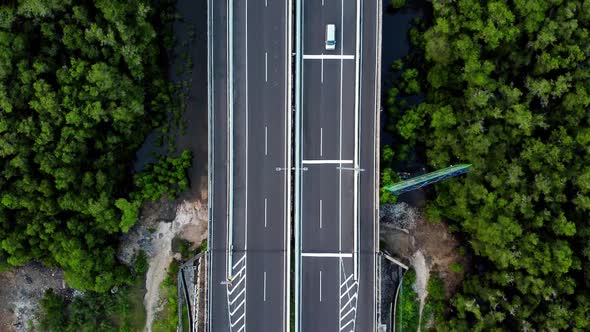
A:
380;0;428;146
134;0;209;203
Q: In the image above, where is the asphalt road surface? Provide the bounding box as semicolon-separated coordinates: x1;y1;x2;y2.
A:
295;0;380;331
209;0;379;330
207;0;229;331
207;0;230;329
208;0;292;331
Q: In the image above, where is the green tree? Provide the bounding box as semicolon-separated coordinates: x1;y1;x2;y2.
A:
0;0;185;292
391;0;406;9
38;288;67;332
385;0;590;329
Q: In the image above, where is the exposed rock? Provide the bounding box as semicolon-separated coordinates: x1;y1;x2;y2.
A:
380;203;469;305
143;198;208;332
117;197;179;266
380;202;418;231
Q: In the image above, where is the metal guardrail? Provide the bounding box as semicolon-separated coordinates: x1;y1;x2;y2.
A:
178;254;207;332
353;0;361;282
375;0;384;330
206;0;214;329
178;271;185;332
194;255;205;332
376;254;382;331
392;268;405;332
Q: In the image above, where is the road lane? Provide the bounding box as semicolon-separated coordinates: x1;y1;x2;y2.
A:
242;0;290;331
301;258;340;332
301;164;341;252
297;0;361;331
208;0;231;329
210;0;378;329
303;0;342;55
356;0;381;330
296;0;380;331
301;59;340;161
209;0;291;330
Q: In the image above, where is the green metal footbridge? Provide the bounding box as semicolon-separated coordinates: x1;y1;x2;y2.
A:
385;164;472;195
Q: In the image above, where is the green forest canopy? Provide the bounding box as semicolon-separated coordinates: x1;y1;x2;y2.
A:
0;0;187;292
386;0;590;330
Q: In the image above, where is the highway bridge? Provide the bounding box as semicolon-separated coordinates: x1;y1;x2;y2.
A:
207;0;382;331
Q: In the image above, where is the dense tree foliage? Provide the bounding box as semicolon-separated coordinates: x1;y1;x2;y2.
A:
380;145;399;204
38;252;149;332
388;0;590;329
391;0;407;10
117;149;192;232
397;269;420;331
0;0;184;292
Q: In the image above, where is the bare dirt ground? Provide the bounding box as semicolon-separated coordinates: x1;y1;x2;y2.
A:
136;0;209;327
381;202;469;306
0;262;70;332
118;186;208;332
411;250;429;329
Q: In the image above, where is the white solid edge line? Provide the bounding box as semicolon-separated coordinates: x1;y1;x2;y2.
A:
301;253;353;258
244;1;249;329
302;159;353;164
244;0;249;253
284;0;293;329
338;0;344;329
303;54;355;59
353;0;361;283
227;0;234;281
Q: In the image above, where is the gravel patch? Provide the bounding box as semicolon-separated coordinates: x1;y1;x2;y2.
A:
0;262;70;332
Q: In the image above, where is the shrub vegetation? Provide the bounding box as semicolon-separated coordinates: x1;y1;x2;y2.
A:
397;269;420;331
38;251;149;331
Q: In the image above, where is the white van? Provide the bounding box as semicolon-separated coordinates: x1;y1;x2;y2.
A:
325;24;336;50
